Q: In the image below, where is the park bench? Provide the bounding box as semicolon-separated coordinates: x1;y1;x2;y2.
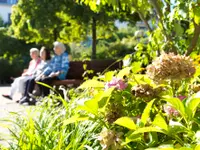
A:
52;59;122;87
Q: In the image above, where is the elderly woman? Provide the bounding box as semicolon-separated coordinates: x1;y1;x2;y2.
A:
2;48;40;100
37;41;69;97
19;47;51;104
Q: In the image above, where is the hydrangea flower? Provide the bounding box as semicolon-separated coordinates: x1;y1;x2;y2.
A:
105;77;127;90
98;128;123;150
146;53;196;83
177;95;187;101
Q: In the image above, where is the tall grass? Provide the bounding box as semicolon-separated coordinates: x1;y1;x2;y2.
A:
0;92;102;150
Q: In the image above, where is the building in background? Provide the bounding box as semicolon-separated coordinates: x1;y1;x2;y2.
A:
0;0;17;24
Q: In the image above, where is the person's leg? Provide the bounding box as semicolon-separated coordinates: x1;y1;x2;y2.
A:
2;77;21;100
39;77;58;97
17;76;32;95
23;79;31;97
19;77;36;104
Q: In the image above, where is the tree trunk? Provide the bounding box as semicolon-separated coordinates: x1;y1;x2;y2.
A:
53;28;58;41
138;12;153;32
149;0;163;19
92;17;97;59
166;0;171;13
185;21;200;56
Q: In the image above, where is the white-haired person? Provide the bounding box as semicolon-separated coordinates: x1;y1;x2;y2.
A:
2;48;41;100
36;41;69;97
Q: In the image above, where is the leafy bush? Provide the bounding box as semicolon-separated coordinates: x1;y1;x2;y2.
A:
1;53;200;149
0;28;40;83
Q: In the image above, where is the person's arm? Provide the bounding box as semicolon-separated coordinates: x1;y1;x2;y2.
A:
42;58;54;77
48;53;69;79
58;53;69;79
22;61;32;76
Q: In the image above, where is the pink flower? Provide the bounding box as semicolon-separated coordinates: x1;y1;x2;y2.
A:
177;95;187;101
105;77;127;90
163;105;179;117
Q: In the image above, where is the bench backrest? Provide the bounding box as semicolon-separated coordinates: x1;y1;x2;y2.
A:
66;60;122;80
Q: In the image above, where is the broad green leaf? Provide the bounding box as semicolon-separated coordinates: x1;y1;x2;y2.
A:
140;100;155;127
84;98;99;115
168;120;188;135
79;80;104;89
125;133;142;144
195;145;200;150
98;88;114;109
63;115;88;125
131;62;142;73
123;54;132;67
178;148;193;150
162;96;186;118
132;127;165;135
185;93;200;119
104;71;115;81
153;114;168;131
114;117;136;130
194;7;200;25
76;96;99;115
117;67;132;78
174;23;184;36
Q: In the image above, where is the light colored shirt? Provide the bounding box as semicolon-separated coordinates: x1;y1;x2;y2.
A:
26;59;41;76
35;60;50;77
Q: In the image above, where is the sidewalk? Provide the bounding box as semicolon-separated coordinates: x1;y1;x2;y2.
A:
0;86;25;147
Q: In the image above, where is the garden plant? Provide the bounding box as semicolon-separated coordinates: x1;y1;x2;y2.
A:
1;52;200;150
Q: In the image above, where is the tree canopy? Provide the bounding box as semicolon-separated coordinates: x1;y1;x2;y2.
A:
81;0;200;55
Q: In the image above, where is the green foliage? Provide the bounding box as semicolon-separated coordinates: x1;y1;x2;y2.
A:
1;53;200;149
82;0;200;55
0;28;39;82
0;15;4;27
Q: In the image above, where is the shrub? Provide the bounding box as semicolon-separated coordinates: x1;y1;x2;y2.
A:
2;53;200;149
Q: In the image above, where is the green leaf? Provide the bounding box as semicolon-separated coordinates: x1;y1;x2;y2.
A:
195;145;200;150
79;80;104;89
153;114;168;131
104;71;115;82
117;67;132;78
77;97;99;115
123;54;132;67
98;88;114;109
131;62;142;73
174;23;184;36
162;96;186;118
179;148;193;150
84;98;99;115
63;115;88;125
132;127;165;135
168;120;188;135
140;100;155;127
185;93;200;119
114;117;136;130
194;7;200;25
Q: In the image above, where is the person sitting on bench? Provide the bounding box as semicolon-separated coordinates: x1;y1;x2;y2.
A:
19;46;51;105
2;48;41;100
37;41;69;97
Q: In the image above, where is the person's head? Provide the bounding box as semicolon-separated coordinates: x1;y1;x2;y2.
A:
53;41;66;55
30;48;39;60
40;46;51;61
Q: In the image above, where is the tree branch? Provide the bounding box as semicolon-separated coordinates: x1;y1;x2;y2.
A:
137;11;153;32
149;0;163;19
185;21;200;56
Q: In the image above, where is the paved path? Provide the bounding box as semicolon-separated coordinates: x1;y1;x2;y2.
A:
0;86;26;147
